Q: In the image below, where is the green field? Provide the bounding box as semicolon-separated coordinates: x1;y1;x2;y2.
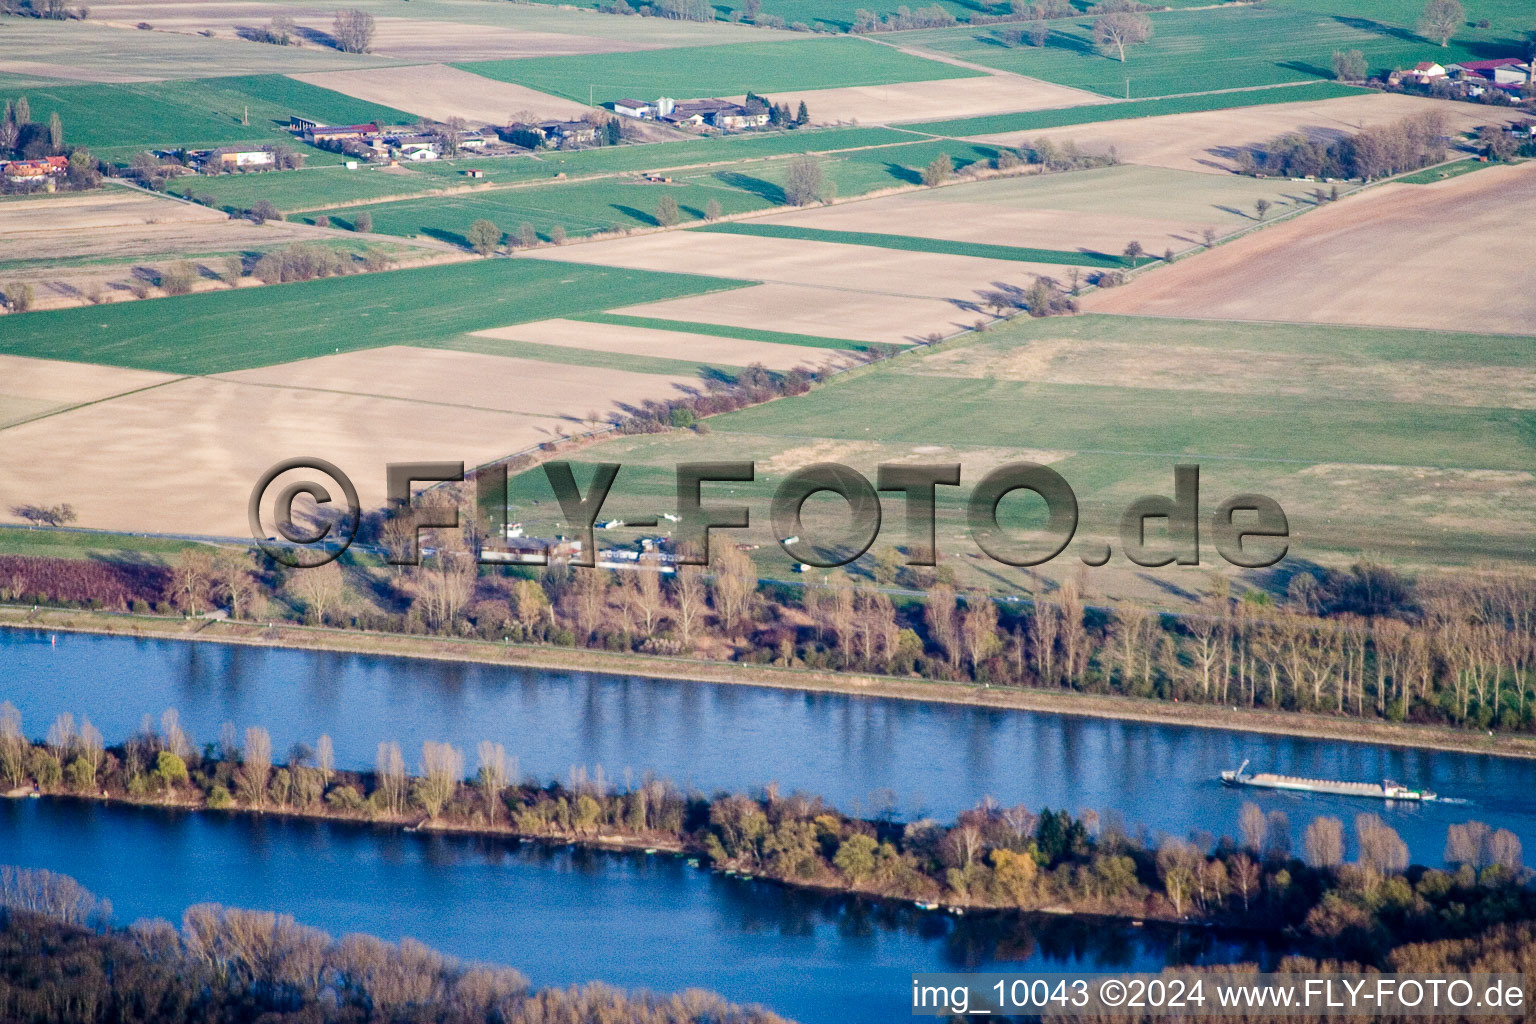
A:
6;75;415;155
501;314;1536;591
457;38;979;105
165;126;925;214
696;221;1131;266
1396;159;1501;184
168;164;446;212
0;259;751;375
904;81;1365;138
300;138;1007;242
311;173;781;242
898;3;1512;99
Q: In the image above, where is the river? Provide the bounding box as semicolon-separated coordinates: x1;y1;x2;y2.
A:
2;628;1534;1020
3;629;1530;861
0;797;1250;1023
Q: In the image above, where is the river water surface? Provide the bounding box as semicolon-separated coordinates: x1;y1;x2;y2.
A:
2;628;1534;1021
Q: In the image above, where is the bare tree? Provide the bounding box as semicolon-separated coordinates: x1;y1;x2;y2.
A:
213;551;258;619
1156;837;1202;916
1303;816;1344;868
1416;0;1462;45
1093;10;1152;61
1356;813;1408;873
45;712;76;760
331;8;375;52
376;741;406;815
316;734;334;788
476;741;508;826
172;549;216;616
927;583;961;671
710;544;756;635
237;727;272;808
161;708;191;760
622;553;665;635
288;560;346;625
961;593;1001;675
783;155;825;206
0;703;28;788
672;561;706;647
419;741;463;820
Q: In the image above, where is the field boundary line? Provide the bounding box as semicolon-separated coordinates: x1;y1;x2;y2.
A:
0;376;190;435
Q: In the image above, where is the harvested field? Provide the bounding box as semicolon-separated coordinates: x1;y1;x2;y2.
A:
966;93;1515;175
610;284;985;344
0;188;444;312
289;65;592;124
0;20;399;83
724;73;1102;127
82;0;765;63
920;336;1536;409
0;375;574;536
749;166;1305;255
77;4;689;62
1088;161;1536;336
217;345;701;420
0;189;227;234
534;232;1064;303
470;319;858;372
0;356;178;429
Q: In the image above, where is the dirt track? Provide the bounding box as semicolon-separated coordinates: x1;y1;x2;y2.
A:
1088;161;1536;336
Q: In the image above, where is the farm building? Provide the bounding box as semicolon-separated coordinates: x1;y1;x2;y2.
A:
2;156;68;183
1447;59;1533;86
500;120;598;148
614;99;653;118
211;149;274;169
655;98;770;130
303;122;381;144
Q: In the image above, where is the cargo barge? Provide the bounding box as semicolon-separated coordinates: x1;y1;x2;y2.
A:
1220;760;1437;802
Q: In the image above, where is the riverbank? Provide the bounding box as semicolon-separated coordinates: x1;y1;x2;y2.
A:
6;604;1536;762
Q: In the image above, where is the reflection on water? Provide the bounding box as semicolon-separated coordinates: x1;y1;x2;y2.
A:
0;798;1263;1024
2;629;1534;866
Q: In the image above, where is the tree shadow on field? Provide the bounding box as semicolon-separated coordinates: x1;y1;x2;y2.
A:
713;171;786;205
610;203;659;227
883;162;922;185
293;24;340;48
1277;59;1332;80
423;227;469;247
1332;15;1419;44
1137;572;1201;603
1241;558;1327;603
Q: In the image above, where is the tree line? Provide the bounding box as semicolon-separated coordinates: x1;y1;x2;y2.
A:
0;867;786;1024
5;524;1534;735
3;705;1533;966
1240;111;1452;180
